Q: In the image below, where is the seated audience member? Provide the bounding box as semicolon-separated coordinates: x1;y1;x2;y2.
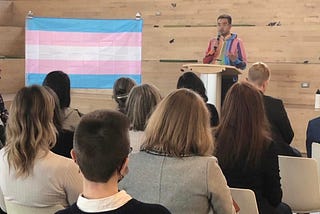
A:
0;65;8;147
45;87;74;158
214;82;292;214
56;110;170;214
177;71;219;126
120;89;235;214
43;70;82;132
125;84;162;152
0;85;82;213
306;116;320;157
113;77;137;114
247;62;301;157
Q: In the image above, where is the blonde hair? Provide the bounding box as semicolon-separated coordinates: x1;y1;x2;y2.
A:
5;85;57;177
125;84;162;131
141;89;213;157
248;62;271;87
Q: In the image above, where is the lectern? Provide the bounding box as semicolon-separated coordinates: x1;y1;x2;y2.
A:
182;64;242;113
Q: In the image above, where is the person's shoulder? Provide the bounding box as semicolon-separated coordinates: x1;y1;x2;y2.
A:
55;203;80;214
263;94;283;105
124;199;171;214
309;116;320;125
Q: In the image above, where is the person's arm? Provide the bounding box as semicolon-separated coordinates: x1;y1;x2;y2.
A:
306;121;313;158
229;39;247;70
262;143;282;207
203;40;215;64
0;183;6;214
277;100;294;144
63;159;83;205
207;158;235;214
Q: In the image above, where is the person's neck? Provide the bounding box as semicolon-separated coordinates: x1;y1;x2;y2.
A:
221;32;231;38
257;86;266;94
82;176;119;199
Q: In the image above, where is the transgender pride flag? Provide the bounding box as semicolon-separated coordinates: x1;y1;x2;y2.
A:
26;17;143;88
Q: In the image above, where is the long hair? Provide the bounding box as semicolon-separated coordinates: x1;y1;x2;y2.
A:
214;82;271;169
5;85;57;177
177;72;208;102
125;84;162;131
42;70;71;108
141;89;213;157
112;77;136;114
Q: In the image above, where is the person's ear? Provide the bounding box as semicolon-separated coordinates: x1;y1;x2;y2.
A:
119;157;129;177
70;149;77;164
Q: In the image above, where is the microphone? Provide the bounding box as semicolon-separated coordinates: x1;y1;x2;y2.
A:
213;34;221;52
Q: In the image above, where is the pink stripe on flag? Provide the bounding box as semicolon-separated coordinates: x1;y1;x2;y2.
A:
26;31;142;47
26;59;141;75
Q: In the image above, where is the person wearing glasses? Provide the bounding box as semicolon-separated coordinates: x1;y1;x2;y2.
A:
203;14;247;104
56;110;170;214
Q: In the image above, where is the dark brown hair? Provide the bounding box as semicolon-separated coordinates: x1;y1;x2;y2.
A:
214;82;271;169
217;14;232;24
74;110;130;182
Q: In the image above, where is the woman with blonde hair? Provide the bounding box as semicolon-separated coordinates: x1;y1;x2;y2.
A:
120;89;235;214
214;81;291;214
0;85;82;213
125;84;162;152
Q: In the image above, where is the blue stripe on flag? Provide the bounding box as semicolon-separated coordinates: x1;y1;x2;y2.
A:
26;74;141;89
27;17;143;33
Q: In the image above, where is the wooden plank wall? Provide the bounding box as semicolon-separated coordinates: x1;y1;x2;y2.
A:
0;0;319;153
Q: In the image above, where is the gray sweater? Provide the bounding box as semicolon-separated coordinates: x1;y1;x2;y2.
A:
119;151;235;214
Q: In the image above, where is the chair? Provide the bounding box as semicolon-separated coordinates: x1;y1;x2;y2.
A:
278;155;320;213
312;142;320;173
230;188;259;214
4;200;64;214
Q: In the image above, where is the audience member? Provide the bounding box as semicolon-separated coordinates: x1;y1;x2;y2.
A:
177;71;219;126
125;84;162;152
120;89;235;214
56;110;170;214
214;82;292;214
45;86;74;158
306;116;320;157
0;65;8;147
0;85;82;213
43;70;82;132
247;62;301;157
113;77;136;114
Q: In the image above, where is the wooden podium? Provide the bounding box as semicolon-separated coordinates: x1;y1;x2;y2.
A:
182;64;242;113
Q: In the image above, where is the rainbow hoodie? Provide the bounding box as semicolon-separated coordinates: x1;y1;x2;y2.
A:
203;33;247;70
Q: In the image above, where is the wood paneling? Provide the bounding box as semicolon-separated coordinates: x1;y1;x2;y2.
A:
0;26;24;57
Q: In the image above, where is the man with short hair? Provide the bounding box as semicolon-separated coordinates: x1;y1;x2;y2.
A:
247;62;301;157
203;14;247;104
56;110;170;214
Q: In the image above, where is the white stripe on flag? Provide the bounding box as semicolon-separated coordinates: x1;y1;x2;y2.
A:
26;45;141;61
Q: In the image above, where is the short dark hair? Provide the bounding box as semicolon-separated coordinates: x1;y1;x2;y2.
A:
42;71;71;108
177;72;208;102
74;110;130;182
217;14;232;24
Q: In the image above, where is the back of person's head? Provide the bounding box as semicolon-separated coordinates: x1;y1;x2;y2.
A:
125;84;162;131
248;62;271;87
42;70;71;108
217;14;232;24
215;81;271;169
73;110;130;182
141;89;213;157
5;85;57;177
44;86;63;132
113;77;137;114
177;72;208;102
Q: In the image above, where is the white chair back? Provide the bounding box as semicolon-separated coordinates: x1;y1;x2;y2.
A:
278;155;320;213
5;200;64;214
230;188;259;214
312;142;320;174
